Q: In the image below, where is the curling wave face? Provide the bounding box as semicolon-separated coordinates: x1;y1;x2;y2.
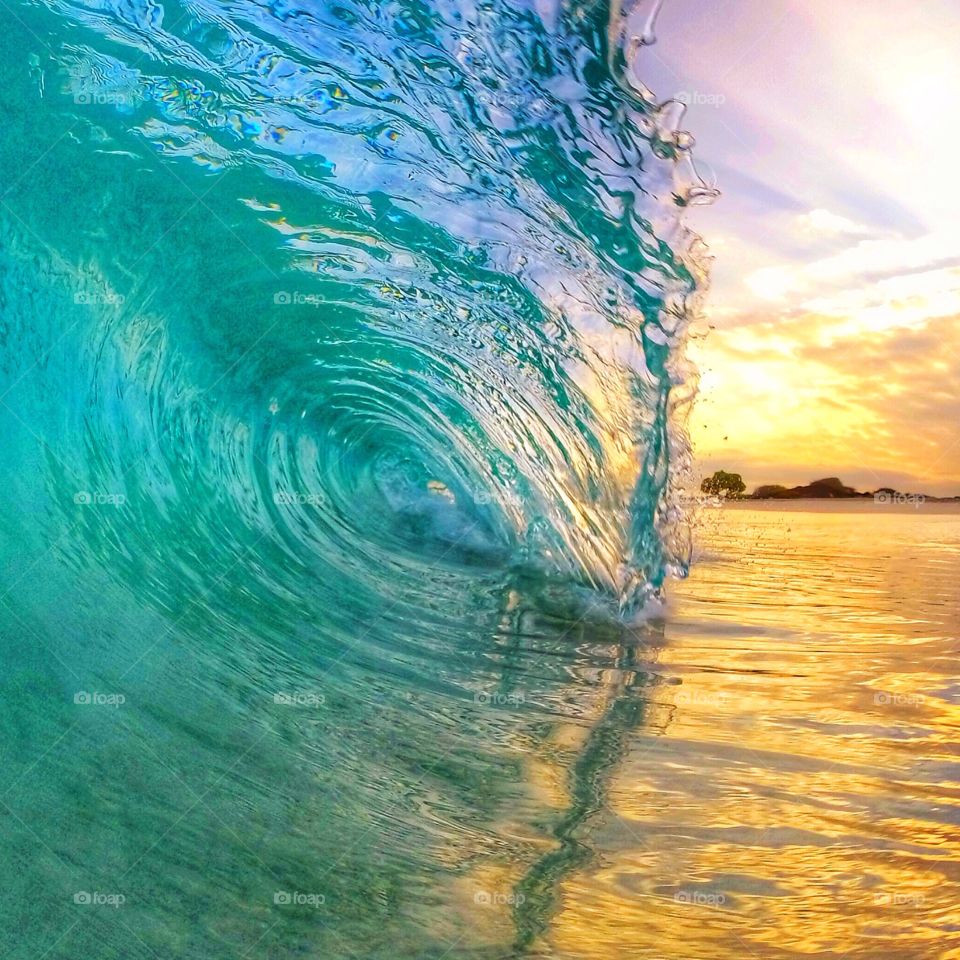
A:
0;0;712;955
13;0;710;611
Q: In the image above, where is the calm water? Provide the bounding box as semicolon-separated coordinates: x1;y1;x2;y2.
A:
0;0;957;956
3;503;958;958
561;501;960;959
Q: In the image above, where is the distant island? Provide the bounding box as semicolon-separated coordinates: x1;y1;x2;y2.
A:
701;472;960;503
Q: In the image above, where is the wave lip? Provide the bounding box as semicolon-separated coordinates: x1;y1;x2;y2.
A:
28;0;714;610
0;2;723;957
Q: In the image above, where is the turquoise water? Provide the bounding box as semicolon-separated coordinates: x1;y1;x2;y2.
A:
6;477;960;955
2;0;712;606
0;0;722;956
5;1;958;958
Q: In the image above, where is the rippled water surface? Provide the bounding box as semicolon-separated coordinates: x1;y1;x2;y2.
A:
1;0;958;956
572;502;960;959
6;487;960;959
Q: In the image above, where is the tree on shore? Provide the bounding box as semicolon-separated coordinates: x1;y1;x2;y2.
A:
701;470;746;498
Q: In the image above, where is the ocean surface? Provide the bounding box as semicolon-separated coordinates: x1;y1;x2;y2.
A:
4;497;959;959
1;0;958;956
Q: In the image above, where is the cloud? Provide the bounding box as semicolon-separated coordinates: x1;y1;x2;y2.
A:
743;229;960;335
639;0;960;493
690;309;960;495
795;208;875;240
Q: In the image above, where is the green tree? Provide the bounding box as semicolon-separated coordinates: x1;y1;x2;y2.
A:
701;470;746;498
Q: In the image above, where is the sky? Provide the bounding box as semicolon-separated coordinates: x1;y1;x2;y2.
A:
638;0;960;496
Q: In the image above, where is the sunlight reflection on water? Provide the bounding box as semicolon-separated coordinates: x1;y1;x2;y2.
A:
543;502;960;959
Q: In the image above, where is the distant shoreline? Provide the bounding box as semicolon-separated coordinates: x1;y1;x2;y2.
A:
711;498;960;509
750;477;959;502
703;474;960;503
748;495;960;503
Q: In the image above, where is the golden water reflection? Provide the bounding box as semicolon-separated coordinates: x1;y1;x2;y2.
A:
535;503;960;959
